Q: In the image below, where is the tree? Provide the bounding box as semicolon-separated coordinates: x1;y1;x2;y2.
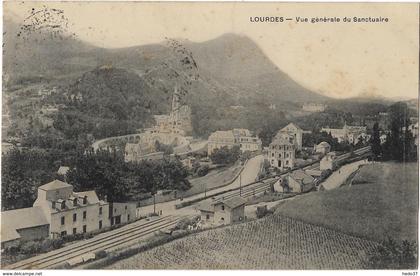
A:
66;150;131;202
196;165;209;177
1;148;58;210
154;140;174;155
382;102;417;162
210;145;241;165
370;122;382;158
366;238;417;269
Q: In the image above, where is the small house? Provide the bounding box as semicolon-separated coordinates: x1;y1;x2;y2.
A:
287;170;315;193
198;201;215;222
314;142;331;155
1;207;50;248
213;197;247;224
109;202;137;226
198;197;247;225
320;152;337;171
305;169;323;178
273;177;287;192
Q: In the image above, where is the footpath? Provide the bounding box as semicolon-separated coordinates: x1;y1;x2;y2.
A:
321;159;369;190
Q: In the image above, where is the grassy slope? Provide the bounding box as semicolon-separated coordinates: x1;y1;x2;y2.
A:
275;162;418;243
139;164;242;206
108;215;377;270
185;164;242;196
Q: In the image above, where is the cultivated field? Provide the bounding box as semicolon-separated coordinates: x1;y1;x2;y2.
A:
275;161;418;242
108;215;377;269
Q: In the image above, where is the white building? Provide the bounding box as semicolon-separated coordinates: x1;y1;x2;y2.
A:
207;129;262;155
275;123;303;150
314;142;331;155
268;136;296;170
321;124;367;145
33;180;111;238
320;153;337;171
207;130;236;155
302;103;327;112
233;128;262;153
2;181;138;247
198;197;246;225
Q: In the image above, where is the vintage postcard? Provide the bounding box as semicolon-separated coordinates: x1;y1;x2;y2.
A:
1;1;419;271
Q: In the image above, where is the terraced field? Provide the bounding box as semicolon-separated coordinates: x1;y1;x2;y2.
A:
108;215;378;269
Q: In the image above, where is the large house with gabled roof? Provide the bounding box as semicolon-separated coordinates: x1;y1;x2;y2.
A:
275;123;303;150
268;135;296;170
33;180;110;239
2;180;137;247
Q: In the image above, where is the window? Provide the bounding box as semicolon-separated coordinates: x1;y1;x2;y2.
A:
61;231;67;236
73;213;77;222
125;205;127;210
72;228;77;235
99;207;102;215
73;198;77;206
221;205;225;211
61;216;65;225
83;211;87;219
83;196;87;205
61;201;66;209
99;220;102;229
128;214;130;221
83;225;87;233
206;214;210;220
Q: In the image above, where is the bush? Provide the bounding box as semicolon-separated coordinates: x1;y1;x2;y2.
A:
365;238;417;269
5;237;66;256
256;206;268;219
210;145;241;165
173;216;200;230
196;165;209;177
20;241;41;255
95;250;108;259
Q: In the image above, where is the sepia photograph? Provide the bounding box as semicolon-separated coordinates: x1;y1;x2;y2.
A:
1;1;419;271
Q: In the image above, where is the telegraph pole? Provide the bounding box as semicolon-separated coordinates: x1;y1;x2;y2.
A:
239;173;242;196
153;193;156;214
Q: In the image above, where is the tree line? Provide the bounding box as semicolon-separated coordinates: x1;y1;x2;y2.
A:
1;148;190;211
370;102;417;162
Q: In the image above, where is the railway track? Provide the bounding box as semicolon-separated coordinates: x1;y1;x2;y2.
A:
6;215;187;270
213;146;371;202
5;146;371;270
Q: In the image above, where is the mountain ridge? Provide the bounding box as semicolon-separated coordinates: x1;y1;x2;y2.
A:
3;15;327;104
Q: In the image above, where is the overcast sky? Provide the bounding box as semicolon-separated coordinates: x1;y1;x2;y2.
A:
4;2;419;99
